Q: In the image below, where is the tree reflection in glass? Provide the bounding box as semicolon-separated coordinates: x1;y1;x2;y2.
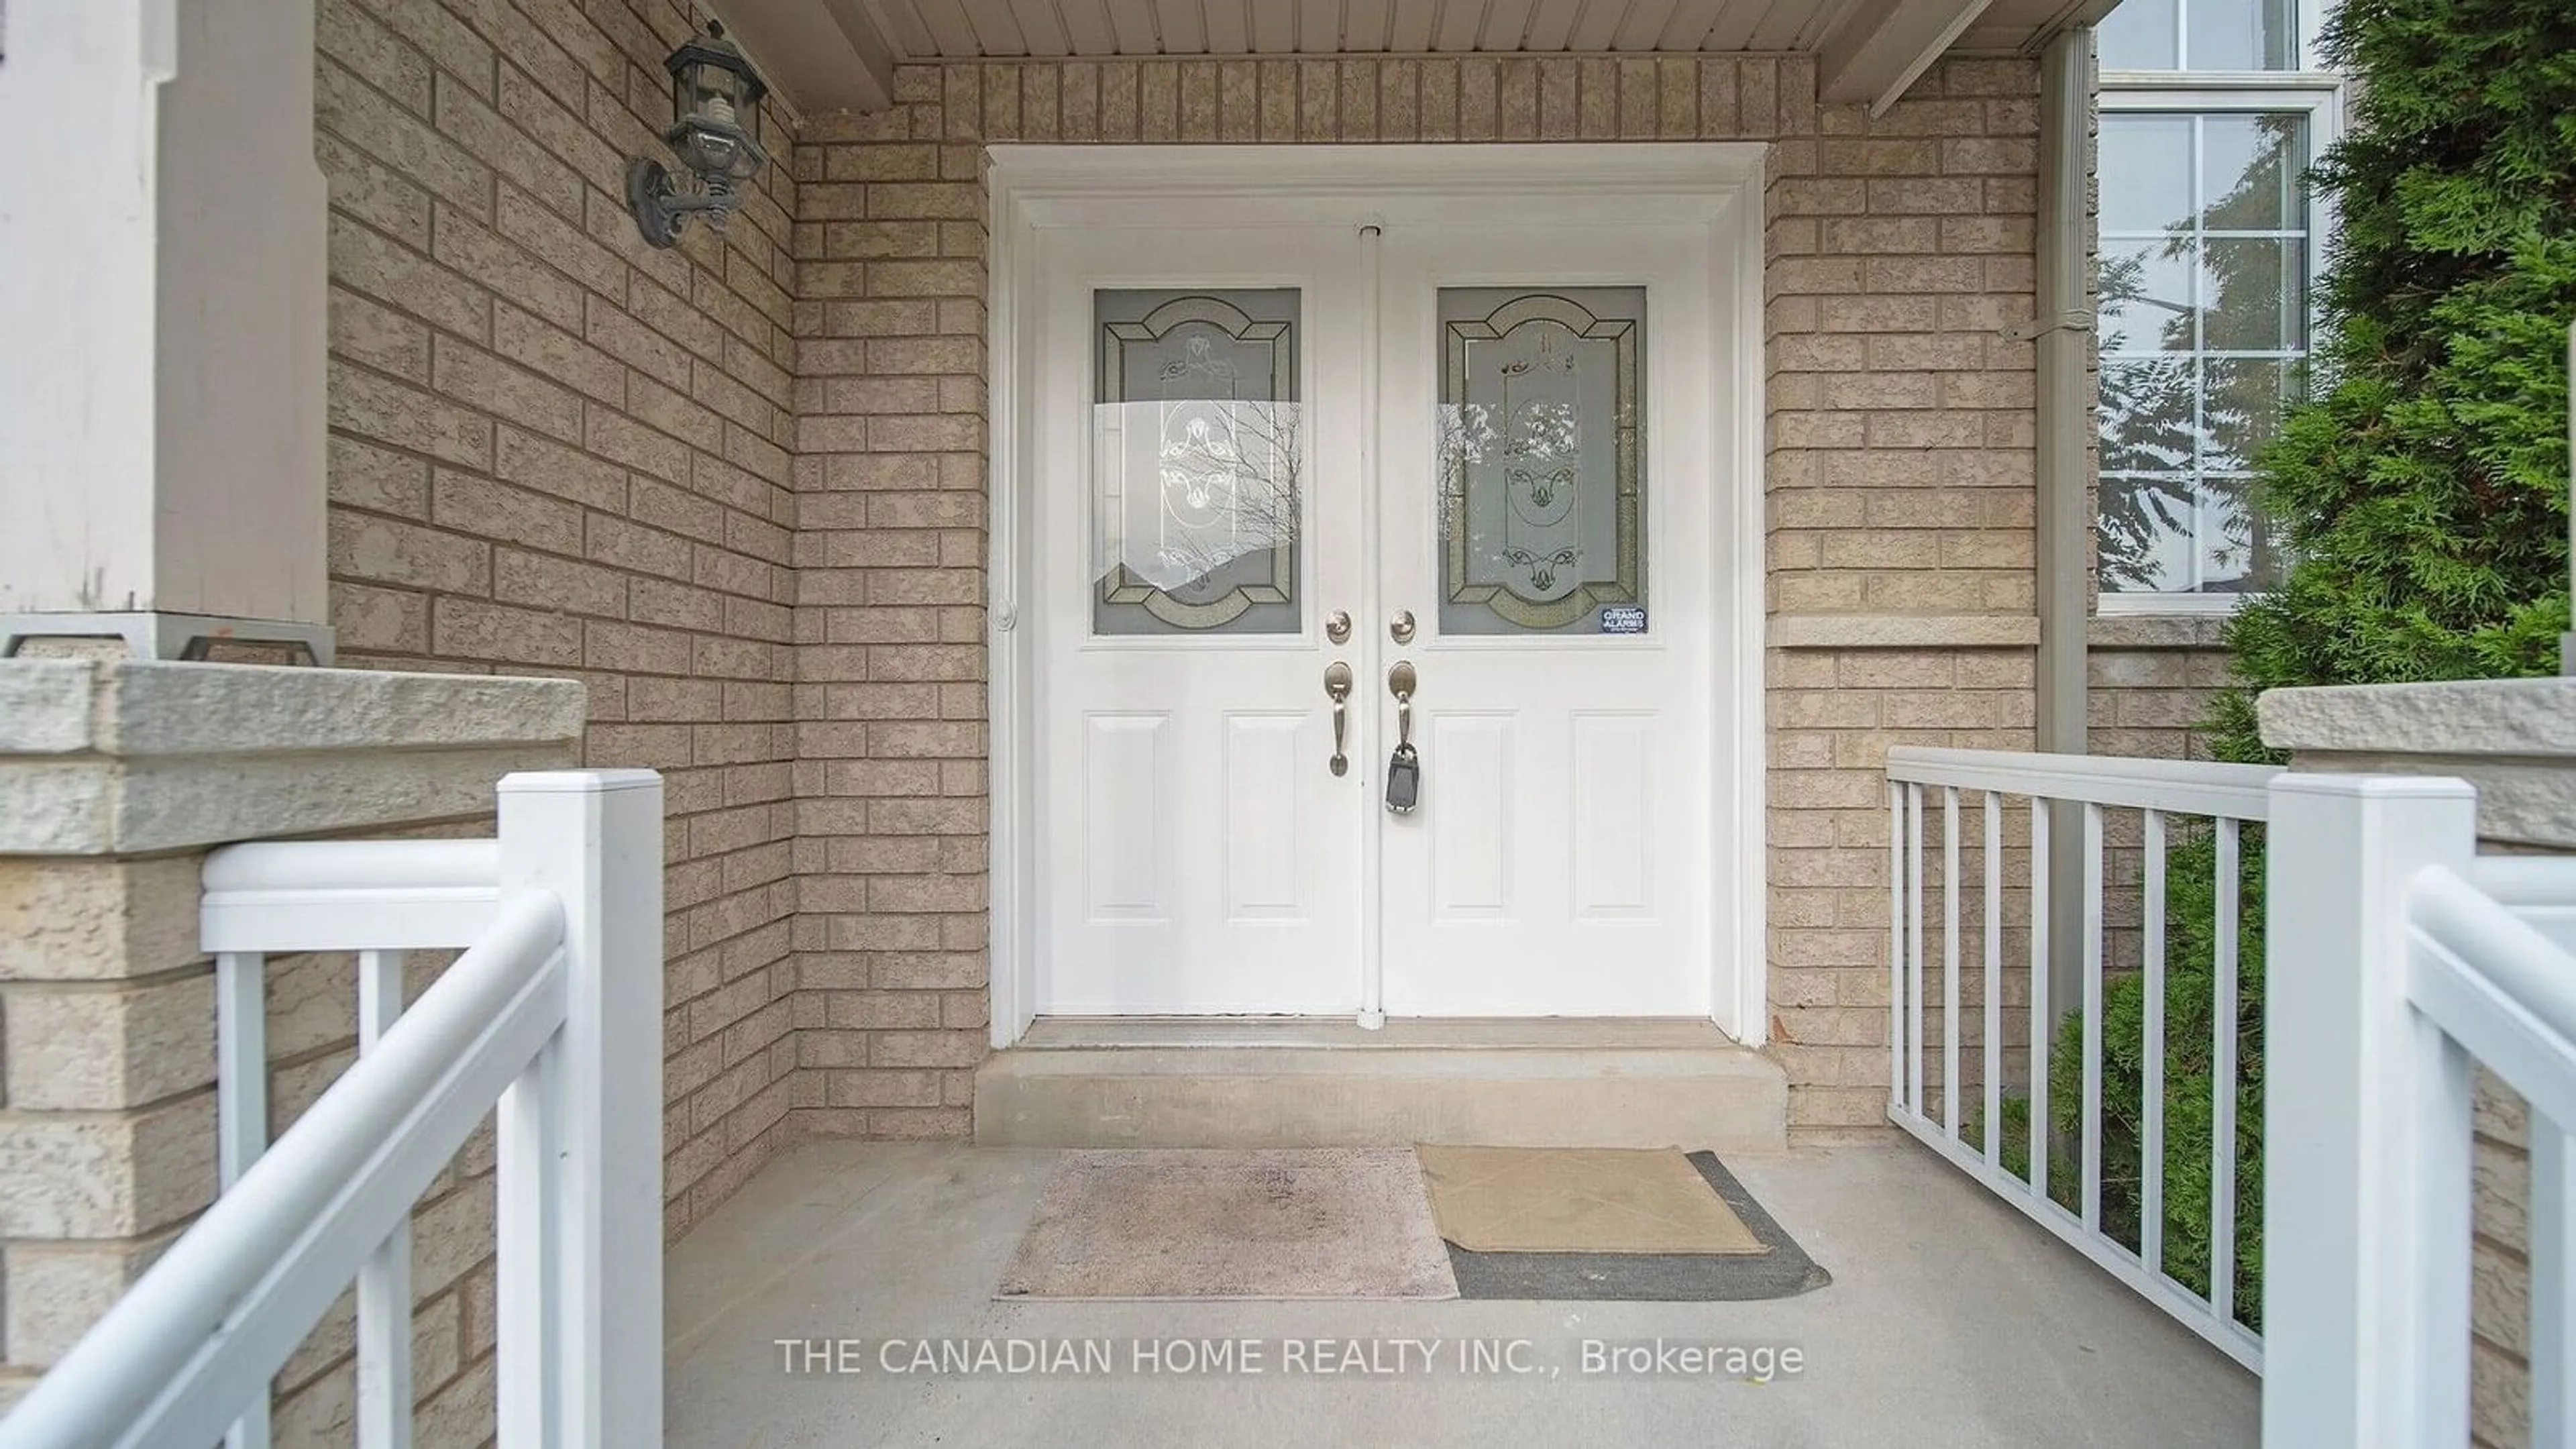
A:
2096;111;2308;595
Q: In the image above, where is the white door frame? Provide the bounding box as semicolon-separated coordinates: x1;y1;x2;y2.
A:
986;143;1770;1048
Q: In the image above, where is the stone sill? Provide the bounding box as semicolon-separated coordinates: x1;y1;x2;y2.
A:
2086;614;2231;650
1769;614;2038;649
0;659;585;856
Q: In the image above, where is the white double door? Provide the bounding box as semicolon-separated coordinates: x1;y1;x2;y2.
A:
1034;198;1719;1019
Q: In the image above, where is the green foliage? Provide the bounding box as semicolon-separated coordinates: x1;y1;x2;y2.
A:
1987;831;2265;1326
2206;0;2575;760
2081;833;2263;1324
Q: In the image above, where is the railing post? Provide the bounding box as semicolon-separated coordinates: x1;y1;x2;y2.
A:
494;771;664;1449
2263;773;2478;1448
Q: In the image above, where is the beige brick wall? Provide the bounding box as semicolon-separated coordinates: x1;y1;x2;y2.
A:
790;53;2043;1134
786;65;989;1142
1764;59;2043;1127
2473;1073;2534;1448
2088;616;2232;761
315;0;802;1244
0;857;217;1415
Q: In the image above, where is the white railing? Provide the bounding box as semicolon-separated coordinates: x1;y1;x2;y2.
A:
0;770;664;1449
1884;746;2282;1371
2265;775;2576;1447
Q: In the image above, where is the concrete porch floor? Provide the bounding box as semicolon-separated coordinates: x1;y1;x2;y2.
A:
665;1138;2257;1447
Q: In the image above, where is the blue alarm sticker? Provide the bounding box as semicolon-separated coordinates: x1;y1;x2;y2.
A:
1600;606;1647;635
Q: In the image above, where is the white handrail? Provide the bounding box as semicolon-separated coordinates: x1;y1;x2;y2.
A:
2469;855;2576;954
2469;855;2576;906
202;839;501;952
0;892;568;1448
1886;745;2282;818
2410;865;2576;1108
202;839;500;894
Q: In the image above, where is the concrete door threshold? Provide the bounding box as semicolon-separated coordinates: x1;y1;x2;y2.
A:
977;1015;1786;1153
1016;1015;1743;1051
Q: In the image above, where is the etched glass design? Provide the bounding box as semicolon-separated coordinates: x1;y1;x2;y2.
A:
1092;288;1301;635
1435;286;1646;635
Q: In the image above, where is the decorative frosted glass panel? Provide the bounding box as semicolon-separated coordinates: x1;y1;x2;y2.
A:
1092;288;1301;635
1435;287;1646;636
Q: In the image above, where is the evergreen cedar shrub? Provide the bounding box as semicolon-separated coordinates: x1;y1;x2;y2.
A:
2208;0;2574;748
2005;0;2575;1326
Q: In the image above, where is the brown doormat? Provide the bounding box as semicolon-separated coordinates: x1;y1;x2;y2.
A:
1415;1144;1764;1255
996;1148;1460;1301
1440;1151;1832;1301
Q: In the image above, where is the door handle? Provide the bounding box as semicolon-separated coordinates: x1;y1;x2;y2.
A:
1324;661;1353;777
1385;661;1419;814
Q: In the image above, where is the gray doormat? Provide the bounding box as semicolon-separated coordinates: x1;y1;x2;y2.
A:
996;1148;1460;1300
1442;1152;1831;1301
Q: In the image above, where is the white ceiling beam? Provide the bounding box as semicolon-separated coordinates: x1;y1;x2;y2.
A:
710;0;906;114
1817;0;1998;116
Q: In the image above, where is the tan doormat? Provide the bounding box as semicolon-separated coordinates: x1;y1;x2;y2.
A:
1414;1144;1766;1255
996;1148;1460;1300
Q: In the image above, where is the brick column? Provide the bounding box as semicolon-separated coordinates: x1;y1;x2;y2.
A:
0;659;582;1412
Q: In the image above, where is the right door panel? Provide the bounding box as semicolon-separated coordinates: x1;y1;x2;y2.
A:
1376;221;1719;1016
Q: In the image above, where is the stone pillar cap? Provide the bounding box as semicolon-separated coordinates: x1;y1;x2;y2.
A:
0;659;586;855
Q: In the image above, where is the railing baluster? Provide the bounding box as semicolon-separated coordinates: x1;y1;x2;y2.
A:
1984;791;2002;1166
2029;799;2051;1198
355;949;415;1449
1874;749;2314;1377
2212;816;2241;1328
2081;802;2105;1234
216;951;273;1449
1943;786;1962;1139
1889;783;1906;1111
2142;810;2167;1279
1909;782;1926;1115
2538;1116;2576;1448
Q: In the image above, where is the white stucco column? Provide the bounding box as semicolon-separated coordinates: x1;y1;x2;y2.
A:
0;0;330;661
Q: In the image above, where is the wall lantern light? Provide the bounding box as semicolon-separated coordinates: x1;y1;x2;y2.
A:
626;21;770;250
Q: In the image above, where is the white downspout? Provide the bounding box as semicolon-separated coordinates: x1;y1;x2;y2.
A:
2033;27;2096;1020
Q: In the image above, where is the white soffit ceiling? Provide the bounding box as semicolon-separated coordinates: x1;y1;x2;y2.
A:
715;0;2105;115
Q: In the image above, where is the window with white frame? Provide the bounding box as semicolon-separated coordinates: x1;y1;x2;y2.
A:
2094;0;2341;610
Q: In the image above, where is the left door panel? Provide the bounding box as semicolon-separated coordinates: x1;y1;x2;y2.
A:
1034;225;1368;1014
